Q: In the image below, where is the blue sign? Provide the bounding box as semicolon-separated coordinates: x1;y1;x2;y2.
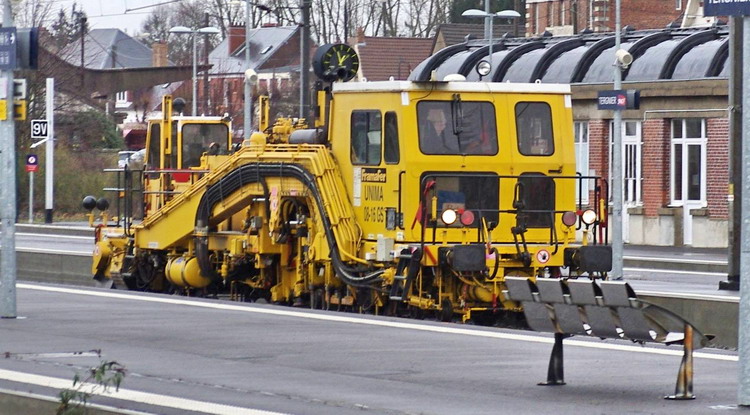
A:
597;90;627;110
704;0;750;16
0;27;16;71
26;154;37;166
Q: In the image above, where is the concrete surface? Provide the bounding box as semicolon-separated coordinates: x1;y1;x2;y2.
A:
0;283;740;415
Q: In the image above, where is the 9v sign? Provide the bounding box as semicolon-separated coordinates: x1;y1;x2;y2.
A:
31;119;48;139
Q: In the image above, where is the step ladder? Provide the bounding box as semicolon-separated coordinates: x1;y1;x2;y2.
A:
389;248;423;301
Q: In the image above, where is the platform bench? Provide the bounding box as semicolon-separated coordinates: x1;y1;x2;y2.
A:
503;276;712;400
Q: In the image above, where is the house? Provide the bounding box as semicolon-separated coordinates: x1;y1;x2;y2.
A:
206;25;309;138
350;31;433;81
432;22;520;53
408;24;732;248
60;29;157;120
524;0;715;36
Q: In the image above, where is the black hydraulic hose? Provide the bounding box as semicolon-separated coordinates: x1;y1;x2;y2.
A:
194;162;384;287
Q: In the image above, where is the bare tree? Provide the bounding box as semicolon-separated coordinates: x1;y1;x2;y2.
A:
14;0;55;28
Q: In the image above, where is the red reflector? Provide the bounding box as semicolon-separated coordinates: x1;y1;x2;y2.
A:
460;210;475;226
562;211;577;227
172;172;190;182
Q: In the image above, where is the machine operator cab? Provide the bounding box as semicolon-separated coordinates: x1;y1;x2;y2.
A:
143;96;232;215
326;80;584;255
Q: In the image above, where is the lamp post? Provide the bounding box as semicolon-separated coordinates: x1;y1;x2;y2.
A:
232;0;274;138
462;9;521;79
169;25;220;115
245;0;252;138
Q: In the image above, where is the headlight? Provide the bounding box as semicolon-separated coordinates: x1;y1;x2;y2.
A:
441;209;458;225
561;211;577;227
476;60;492;77
581;209;597;226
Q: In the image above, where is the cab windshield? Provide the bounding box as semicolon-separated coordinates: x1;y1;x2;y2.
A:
182;123;229;167
417;100;497;156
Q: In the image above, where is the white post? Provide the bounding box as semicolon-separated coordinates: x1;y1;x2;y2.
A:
488;15;494;72
244;0;251;139
45;78;54;223
737;14;750;407
192;32;198;116
483;0;490;40
611;0;623;280
1;0;17;318
28;171;33;223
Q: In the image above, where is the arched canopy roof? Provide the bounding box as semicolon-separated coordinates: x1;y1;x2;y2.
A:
408;26;729;84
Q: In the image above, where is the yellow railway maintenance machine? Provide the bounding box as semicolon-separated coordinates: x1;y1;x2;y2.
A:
86;44;611;323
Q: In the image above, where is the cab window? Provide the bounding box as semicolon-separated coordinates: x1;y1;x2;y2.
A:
147;123;161;170
417;101;497;155
182;123;229;168
422;173;499;227
384;111;399;164
516;102;554;156
516;173;555;228
351;110;382;165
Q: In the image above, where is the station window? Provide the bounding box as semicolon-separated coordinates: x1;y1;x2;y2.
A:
516;102;554;156
351;110;382;165
574;121;589;204
115;91;129;107
670;119;706;205
417;100;497;156
384;112;399;164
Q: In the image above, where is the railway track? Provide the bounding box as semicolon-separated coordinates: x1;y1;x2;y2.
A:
3;223;740;348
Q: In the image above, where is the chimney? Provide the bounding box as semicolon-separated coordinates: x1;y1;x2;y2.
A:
152;42;168;67
356;27;365;44
229;25;246;55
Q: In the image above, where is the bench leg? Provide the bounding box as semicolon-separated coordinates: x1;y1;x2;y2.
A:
539;333;566;386
665;324;695;400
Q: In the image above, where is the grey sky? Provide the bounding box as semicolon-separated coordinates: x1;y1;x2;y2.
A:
55;0;154;33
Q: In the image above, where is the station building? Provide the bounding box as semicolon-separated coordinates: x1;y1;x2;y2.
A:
409;25;731;248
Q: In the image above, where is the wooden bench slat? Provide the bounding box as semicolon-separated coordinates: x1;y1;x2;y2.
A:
504;277;536;302
535;279;566;303
583;305;622;338
523;302;559;333
566;279;599;305
617;307;659;341
599;281;638;307
553;304;588;335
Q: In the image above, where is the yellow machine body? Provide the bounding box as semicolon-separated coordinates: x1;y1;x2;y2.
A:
91;78;610;322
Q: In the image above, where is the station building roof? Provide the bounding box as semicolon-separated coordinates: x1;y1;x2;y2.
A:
409;26;729;84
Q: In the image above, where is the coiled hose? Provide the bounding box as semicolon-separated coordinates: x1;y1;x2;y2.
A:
194;163;384;287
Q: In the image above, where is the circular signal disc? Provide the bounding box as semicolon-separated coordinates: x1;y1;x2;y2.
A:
536;249;550;264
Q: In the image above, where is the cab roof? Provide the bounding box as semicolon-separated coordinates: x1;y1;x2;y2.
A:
331;80;571;95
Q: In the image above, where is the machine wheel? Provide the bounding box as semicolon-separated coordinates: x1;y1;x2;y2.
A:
440;299;453;322
312;288;325;310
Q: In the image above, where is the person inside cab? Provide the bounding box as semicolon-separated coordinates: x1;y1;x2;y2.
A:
418;101;497;155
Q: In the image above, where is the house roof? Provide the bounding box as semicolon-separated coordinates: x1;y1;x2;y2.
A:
208;25;298;75
354;37;434;81
434;23;517;50
61;29;154;69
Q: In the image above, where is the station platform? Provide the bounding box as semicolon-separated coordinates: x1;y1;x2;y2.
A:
0;282;740;415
